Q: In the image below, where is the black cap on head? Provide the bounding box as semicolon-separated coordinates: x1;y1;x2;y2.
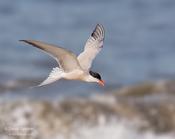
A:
89;70;102;80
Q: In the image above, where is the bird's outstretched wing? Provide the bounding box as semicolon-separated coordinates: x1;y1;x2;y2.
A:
77;24;105;71
20;40;81;72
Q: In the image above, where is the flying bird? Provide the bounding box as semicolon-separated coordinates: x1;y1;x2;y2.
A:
20;24;105;87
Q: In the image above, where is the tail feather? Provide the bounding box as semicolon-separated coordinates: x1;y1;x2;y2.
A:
38;67;63;87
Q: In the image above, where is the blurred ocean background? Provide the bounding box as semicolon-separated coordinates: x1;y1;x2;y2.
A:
0;0;175;139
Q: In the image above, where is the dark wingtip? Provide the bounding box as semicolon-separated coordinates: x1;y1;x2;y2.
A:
96;23;101;26
19;40;27;42
19;40;28;43
91;24;105;40
18;40;45;51
96;23;103;28
19;40;33;45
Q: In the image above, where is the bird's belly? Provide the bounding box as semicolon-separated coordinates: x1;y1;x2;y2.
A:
63;70;84;80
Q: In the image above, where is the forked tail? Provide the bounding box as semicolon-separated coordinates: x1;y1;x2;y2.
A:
38;67;63;86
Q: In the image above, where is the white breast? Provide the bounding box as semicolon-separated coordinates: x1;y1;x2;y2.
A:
63;69;85;80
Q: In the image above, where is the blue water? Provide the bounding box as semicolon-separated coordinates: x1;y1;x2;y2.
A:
1;0;175;98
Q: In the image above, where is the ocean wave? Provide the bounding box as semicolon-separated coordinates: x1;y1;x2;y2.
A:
0;90;174;139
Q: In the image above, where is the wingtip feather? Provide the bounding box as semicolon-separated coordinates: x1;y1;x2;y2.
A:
91;24;105;40
19;40;29;43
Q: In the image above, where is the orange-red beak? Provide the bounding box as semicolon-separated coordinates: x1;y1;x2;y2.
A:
98;80;105;86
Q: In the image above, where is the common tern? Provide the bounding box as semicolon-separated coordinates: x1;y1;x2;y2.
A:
20;24;105;87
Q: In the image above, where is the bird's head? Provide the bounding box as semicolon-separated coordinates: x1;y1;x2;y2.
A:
89;71;105;86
